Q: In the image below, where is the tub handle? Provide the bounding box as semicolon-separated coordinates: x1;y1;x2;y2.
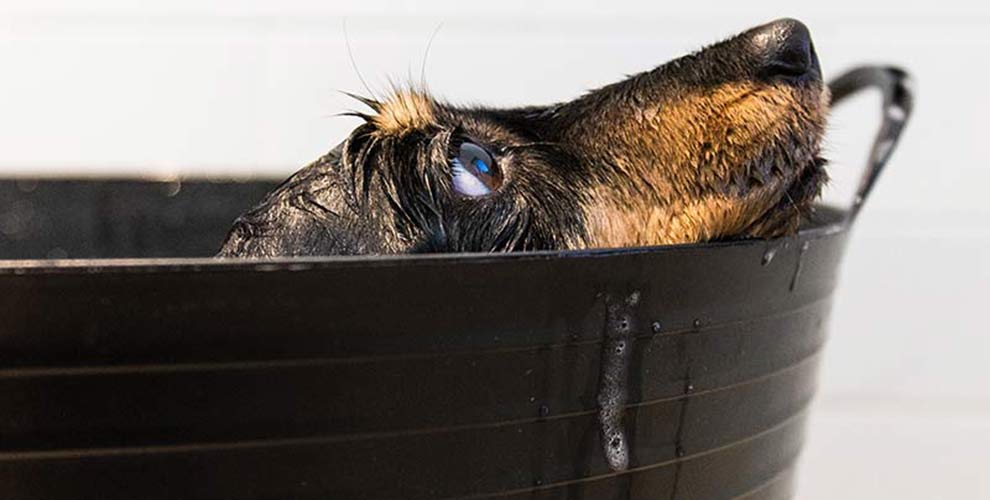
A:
827;66;914;221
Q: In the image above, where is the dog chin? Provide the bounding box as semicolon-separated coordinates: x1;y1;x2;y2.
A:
743;155;828;238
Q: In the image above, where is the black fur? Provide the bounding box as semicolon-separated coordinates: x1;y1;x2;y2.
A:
219;18;827;257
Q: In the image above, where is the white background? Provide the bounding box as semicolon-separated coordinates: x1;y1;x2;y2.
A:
1;1;988;498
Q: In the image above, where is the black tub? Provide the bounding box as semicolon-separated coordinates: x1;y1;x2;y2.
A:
0;67;911;499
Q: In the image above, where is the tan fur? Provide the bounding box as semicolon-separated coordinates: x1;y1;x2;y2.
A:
576;81;827;248
370;90;436;136
582;183;787;247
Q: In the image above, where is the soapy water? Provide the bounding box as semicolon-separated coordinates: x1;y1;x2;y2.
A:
596;292;638;472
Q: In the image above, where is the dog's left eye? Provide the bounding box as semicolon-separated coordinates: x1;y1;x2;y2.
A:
451;142;502;197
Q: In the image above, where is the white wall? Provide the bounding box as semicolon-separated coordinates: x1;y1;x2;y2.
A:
2;1;988;498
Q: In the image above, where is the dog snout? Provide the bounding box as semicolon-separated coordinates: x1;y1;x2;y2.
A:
748;18;821;82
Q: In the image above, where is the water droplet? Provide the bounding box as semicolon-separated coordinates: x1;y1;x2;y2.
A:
790;241;810;292
762;247;777;266
538;405;549;418
887;104;907;122
533;479;544;487
692;319;702;330
676;446;686;458
163;179;182;197
651;321;663;333
686;384;695;393
875;139;895;162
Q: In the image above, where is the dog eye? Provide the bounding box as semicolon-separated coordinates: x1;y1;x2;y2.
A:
451;142;502;197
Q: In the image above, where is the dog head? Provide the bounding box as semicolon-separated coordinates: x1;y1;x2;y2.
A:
220;18;828;257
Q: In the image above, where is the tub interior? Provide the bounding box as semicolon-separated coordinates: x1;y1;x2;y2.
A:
0;178;278;260
0;178;847;261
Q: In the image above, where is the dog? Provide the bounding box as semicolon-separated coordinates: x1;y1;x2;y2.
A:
219;18;828;257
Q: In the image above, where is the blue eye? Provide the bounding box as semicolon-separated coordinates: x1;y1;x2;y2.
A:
473;157;491;174
451;141;502;197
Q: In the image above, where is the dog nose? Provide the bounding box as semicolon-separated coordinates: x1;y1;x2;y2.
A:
749;18;821;81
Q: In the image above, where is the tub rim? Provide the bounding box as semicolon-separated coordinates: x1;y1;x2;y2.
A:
0;205;848;274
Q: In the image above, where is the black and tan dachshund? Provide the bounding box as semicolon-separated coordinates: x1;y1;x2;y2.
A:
219;19;907;258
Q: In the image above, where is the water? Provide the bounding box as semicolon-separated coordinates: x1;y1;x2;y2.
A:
538;405;550;419
162;179;182;197
762;246;777;266
790;241;811;292
596;291;638;472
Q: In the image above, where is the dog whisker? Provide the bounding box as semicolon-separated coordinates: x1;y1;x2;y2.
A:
342;19;379;103
420;23;444;90
221;18;831;257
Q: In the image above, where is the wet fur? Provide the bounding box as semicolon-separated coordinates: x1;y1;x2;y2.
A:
219;20;829;257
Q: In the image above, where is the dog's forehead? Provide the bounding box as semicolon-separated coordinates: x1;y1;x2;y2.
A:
365;91;535;146
450;108;536;144
367;89;531;143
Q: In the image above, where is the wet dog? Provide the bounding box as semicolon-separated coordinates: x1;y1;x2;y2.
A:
219;18;829;257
